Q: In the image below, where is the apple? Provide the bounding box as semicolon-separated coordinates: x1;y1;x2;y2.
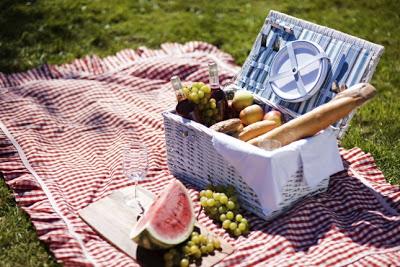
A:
263;110;282;126
232;91;254;112
239;104;264;125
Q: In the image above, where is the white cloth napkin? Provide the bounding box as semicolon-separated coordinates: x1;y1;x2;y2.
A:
212;128;344;215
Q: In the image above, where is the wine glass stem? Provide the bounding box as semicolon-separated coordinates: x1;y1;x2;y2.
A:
134;174;140;200
134;178;138;199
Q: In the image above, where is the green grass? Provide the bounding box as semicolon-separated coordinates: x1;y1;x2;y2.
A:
0;0;399;265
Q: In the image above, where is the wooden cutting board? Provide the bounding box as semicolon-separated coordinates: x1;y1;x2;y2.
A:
79;186;234;267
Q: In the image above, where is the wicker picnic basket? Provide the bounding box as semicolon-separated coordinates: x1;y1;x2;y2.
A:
162;10;384;220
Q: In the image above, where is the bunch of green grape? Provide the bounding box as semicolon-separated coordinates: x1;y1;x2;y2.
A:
199;186;250;237
181;82;219;126
182;82;211;104
163;229;221;267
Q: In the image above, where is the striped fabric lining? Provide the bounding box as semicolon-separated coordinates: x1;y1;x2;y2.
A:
236;11;383;138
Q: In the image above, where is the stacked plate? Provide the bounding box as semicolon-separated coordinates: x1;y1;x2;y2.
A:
268;40;330;102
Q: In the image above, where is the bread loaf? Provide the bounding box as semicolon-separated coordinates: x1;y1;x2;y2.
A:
238;120;278;141
248;83;377;147
210;118;242;134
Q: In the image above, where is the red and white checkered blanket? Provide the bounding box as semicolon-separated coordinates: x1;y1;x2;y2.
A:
0;42;399;267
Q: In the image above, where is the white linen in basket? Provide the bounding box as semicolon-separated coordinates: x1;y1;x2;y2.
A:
212;128;344;214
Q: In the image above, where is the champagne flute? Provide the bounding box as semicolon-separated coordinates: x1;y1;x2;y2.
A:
123;141;149;214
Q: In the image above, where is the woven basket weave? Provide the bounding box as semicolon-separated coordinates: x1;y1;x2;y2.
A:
163;10;383;220
163;104;329;219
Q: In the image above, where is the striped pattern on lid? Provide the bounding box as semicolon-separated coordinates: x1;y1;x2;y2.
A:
236;10;384;138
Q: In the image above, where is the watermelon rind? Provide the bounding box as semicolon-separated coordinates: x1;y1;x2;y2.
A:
130;180;195;250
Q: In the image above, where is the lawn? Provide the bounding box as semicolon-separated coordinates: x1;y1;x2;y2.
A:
0;0;399;265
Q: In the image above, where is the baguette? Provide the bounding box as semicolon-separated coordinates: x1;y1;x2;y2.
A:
238;120;278;141
210;118;242;134
248;83;376;147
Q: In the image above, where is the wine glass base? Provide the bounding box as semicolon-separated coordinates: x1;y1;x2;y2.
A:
124;193;145;218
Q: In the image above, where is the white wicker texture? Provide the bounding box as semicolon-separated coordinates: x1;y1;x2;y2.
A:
163;109;330;220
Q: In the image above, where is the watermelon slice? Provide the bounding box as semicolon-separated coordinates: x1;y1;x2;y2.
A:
130;180;195;250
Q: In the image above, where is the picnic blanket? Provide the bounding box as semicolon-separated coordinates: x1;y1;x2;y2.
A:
0;42;399;267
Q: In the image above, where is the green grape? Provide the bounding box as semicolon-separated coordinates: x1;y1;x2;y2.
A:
200;245;208;254
197;82;206;88
191;235;200;245
180;258;189;267
190;245;200;254
227;201;235;210
205;190;213;198
200;197;208;207
218;206;227;214
213;108;219;115
213;192;220;200
219;213;227;222
235;214;243;222
229;222;238;230
210;98;216;103
194;250;202;259
206;243;214;253
213;239;221;249
210;102;217;109
201;97;208;104
190;92;199;102
243;228;250;235
220;194;228;204
226;211;234;220
182;87;190;96
241;218;248;225
234;228;242;236
199;190;206;197
222;220;231;229
238;222;247;231
207;198;216;207
182;245;191;255
206;109;213;117
198;90;205;99
191;86;198;93
201;85;211;94
187;241;194;247
164;252;174;261
204;92;211;100
191;231;199;237
199;234;207;245
209;207;218;216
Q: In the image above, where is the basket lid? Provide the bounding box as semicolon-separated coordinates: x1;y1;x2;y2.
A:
233;10;384;138
269;40;330;102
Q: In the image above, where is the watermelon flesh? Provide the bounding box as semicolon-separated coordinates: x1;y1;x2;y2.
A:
130;180;195;250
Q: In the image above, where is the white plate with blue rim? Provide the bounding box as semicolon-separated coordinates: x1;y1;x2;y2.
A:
268;40;330;102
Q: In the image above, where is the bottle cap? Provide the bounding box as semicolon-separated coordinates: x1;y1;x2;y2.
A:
170;76;182;91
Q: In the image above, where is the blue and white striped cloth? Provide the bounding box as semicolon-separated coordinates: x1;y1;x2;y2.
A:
236;10;384;137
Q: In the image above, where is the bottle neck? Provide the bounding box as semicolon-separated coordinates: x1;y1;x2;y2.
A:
209;69;220;90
